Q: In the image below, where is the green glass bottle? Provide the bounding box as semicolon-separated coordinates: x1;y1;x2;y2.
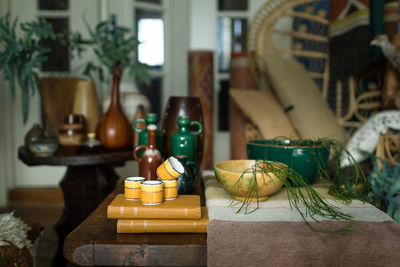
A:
170;115;202;162
133;113;163;155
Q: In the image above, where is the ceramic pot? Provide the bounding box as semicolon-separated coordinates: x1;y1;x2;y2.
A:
133;124;162;180
58;114;86;153
162;96;204;164
96;62;133;150
247;139;330;184
24;123;46;147
71;79;100;134
175;155;201;194
170;116;202;162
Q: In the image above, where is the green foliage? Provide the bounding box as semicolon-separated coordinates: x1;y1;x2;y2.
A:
314;138;369;201
230;160;354;235
367;158;400;223
0;13;62;124
72;15;150;85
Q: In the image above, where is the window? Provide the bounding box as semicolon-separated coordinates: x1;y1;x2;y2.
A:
136;9;164;68
134;0;165;117
38;0;70;72
216;0;248;131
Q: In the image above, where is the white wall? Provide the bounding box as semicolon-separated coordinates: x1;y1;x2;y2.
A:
0;0;11;207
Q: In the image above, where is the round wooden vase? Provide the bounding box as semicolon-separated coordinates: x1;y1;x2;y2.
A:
162;96;204;165
96;63;133;150
71;79;100;134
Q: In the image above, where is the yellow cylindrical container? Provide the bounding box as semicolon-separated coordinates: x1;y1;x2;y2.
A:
124;177;145;200
141;180;163;205
163;179;178;200
157;156;184;180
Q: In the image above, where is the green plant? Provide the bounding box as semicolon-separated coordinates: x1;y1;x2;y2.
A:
229;138;372;234
229;160;354;234
72;15;149;85
0;13;63;124
367;157;400;223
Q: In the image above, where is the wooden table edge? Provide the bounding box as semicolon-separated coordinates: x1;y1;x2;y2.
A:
64;181;207;266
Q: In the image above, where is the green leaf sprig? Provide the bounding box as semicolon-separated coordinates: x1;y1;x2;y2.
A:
71;15;150;85
229;160;354;235
0;13;63;124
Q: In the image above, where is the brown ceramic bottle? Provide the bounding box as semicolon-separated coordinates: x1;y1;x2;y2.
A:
96;62;133;150
133;124;162;180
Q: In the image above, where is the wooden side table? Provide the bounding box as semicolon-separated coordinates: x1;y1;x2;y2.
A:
18;146;133;267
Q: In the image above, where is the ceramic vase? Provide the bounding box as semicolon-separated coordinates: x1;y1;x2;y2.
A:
170;116;202;162
162;96;204;165
71;79;100;134
133;124;162;180
96;62;133;150
189;50;214;169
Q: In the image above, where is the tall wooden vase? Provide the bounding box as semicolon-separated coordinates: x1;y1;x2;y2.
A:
229;51;258;160
96;62;133;150
189;50;213;169
71;79;100;134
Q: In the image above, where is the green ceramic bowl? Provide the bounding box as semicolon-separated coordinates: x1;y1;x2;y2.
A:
247;140;330;184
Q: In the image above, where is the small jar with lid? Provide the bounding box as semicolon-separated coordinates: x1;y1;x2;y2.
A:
83;132;103;153
58;114;86;154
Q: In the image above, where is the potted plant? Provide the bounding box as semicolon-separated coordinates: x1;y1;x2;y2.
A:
0;13;63;124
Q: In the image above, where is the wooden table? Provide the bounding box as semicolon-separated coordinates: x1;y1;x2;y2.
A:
64;182;207;266
18;146;133;267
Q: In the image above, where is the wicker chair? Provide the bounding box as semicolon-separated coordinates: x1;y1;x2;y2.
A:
247;0;382;133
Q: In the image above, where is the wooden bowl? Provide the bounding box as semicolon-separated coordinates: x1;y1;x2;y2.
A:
214;160;287;202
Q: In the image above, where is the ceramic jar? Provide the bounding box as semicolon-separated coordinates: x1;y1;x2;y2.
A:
58;114;86;153
175;155;201;194
82;132;102;153
133;124;163;180
24;123;46;147
162;96;204;164
170;116;202;162
133;113;164;155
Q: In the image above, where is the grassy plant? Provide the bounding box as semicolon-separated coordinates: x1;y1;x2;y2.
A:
229;137;371;233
